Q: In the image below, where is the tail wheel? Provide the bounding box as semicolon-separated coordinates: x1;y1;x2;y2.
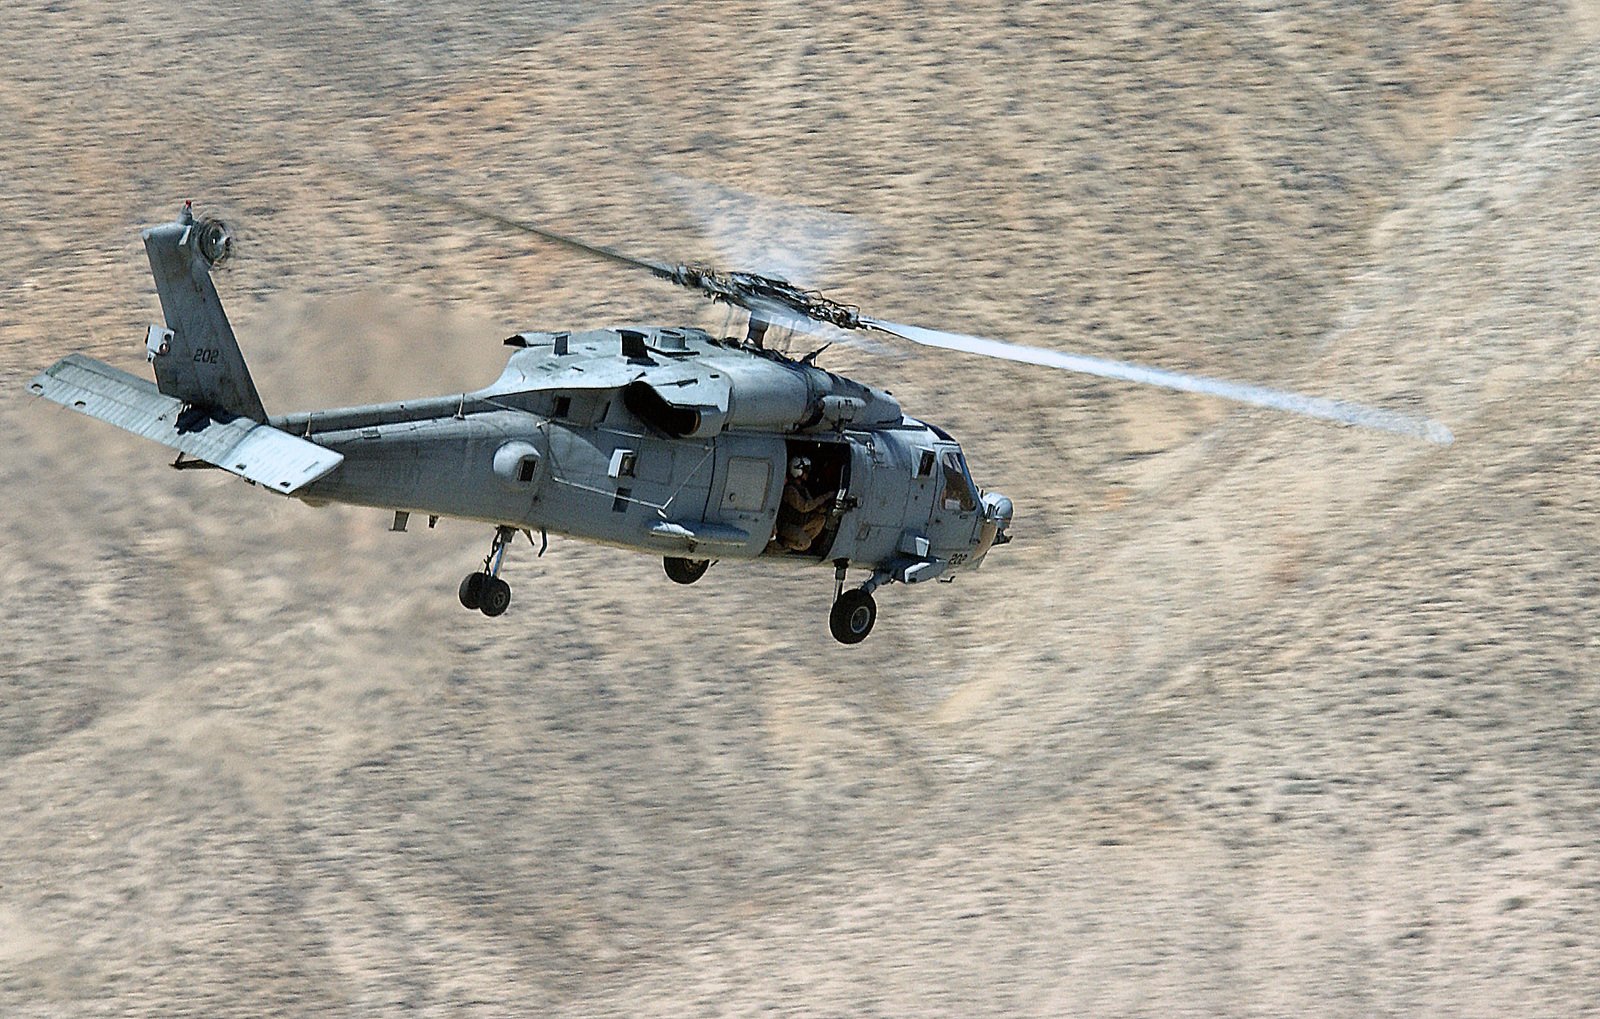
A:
663;557;711;585
458;571;487;610
829;589;877;644
479;577;512;617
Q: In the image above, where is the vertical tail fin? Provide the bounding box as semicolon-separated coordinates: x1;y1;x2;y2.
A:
142;203;267;422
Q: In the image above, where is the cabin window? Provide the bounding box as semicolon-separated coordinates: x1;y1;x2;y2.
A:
940;451;978;513
552;396;572;419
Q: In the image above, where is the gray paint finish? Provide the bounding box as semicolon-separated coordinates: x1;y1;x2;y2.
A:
25;206;1019;642
142;210;268;423
29;354;342;493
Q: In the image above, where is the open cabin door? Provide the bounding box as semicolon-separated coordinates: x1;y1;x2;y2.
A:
678;433;780;559
757;437;853;560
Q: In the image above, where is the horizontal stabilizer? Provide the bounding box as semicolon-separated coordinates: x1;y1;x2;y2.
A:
28;354;343;493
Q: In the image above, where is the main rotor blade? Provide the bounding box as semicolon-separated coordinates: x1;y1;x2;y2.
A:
338;166;870;326
470;204;675;277
657;172;870;290
340;166;1451;444
344;167;674;277
863;318;1454;445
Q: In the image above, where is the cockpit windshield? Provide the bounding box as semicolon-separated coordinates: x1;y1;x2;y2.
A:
939;450;978;512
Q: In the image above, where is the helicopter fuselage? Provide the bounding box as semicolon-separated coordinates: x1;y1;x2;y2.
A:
282;326;1012;583
27;204;1023;643
27;197;1450;641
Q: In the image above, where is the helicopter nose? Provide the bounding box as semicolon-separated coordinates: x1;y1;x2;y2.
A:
983;491;1013;540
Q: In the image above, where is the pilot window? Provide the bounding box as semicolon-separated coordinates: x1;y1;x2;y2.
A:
940;451;978;512
916;449;937;479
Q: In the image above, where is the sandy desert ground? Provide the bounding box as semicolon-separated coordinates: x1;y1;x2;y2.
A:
2;2;1599;1015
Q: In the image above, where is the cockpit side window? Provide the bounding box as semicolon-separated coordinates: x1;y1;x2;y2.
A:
940;450;978;512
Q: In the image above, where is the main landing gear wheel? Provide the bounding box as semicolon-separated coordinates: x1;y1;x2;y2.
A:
663;557;711;585
829;589;877;644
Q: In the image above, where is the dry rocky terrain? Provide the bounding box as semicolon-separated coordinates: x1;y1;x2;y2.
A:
2;2;1599;1015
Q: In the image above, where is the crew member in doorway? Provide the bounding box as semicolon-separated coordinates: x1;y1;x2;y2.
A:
775;456;833;552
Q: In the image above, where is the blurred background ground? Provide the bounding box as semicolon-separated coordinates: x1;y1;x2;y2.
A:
2;2;1598;1015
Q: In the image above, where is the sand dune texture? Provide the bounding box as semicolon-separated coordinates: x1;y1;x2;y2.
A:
3;2;1599;1016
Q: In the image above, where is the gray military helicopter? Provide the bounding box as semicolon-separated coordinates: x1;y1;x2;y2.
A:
27;200;1452;643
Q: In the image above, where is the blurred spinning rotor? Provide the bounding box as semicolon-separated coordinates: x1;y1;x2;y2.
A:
353;167;1453;444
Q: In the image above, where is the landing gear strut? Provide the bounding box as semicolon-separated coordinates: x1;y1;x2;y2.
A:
828;559;881;644
459;525;518;617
